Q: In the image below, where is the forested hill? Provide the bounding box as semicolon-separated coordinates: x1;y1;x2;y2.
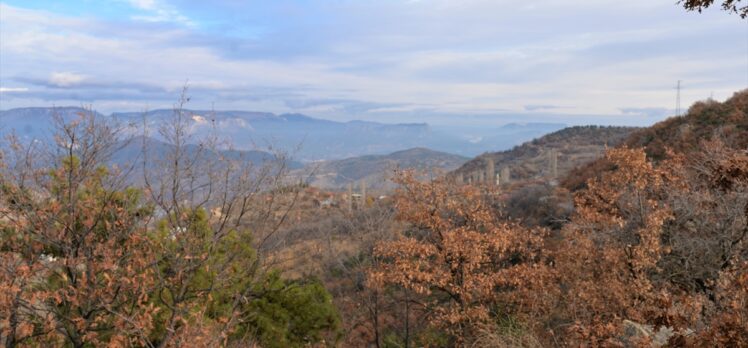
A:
625;90;748;159
451;125;637;183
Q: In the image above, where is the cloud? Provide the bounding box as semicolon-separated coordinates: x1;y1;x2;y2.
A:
524;105;564;111
124;0;193;25
620;107;673;118
0;1;745;126
17;75;166;92
48;72;88;88
283;98;408;115
0;87;29;93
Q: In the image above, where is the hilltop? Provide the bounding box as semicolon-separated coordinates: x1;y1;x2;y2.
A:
294;147;469;189
563;89;748;190
451;125;637;184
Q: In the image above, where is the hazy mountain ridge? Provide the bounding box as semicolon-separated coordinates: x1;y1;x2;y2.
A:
1;107;566;161
294;147;469;189
111;136;302;170
0;107;105;137
110;109;432;160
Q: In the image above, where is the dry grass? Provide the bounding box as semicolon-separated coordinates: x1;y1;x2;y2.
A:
469;322;544;348
265;238;360;279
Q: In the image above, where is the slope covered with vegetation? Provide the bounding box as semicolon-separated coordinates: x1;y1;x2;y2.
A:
452;125;636;182
564;89;748;190
297;147;468;189
2;92;747;347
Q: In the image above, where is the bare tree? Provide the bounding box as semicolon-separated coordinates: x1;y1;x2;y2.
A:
137;88;304;347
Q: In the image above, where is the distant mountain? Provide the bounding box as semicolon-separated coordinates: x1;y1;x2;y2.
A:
110;109;435;161
111;136;301;170
0;107;105;139
294;147;469;189
451;125;637;184
103;136;301;188
2;107;566;161
563;89;748;191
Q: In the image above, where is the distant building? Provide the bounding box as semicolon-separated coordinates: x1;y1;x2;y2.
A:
319;198;336;208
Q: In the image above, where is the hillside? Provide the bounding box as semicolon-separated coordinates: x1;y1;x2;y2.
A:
625;90;748;157
451;125;637;184
563;89;748;190
293;147;469;189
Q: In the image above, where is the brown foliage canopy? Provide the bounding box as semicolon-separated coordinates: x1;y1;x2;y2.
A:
368;173;552;341
0;115;157;347
552;144;748;346
368;143;748;346
552;147;683;344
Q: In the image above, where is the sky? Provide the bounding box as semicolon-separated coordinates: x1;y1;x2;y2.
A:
0;0;747;126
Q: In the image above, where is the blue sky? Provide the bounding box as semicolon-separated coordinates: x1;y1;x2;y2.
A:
0;0;746;126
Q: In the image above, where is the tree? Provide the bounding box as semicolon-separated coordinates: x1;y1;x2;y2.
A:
678;141;748;346
0;111;157;347
550;144;748;345
134;91;340;347
680;0;747;17
240;272;341;348
551;147;681;345
1;98;342;347
367;172;551;344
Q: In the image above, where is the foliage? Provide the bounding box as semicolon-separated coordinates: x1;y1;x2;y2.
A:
369;140;748;346
565;90;748;191
0;116;157;347
368;172;551;343
551;147;680;344
680;0;747;17
0;108;341;348
550;143;748;346
4;91;748;347
241;272;342;348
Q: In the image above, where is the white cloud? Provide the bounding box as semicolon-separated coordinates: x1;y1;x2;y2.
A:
48;72;87;87
0;87;29;93
123;0;193;25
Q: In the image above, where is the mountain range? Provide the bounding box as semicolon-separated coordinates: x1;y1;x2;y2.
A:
0;107;565;161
